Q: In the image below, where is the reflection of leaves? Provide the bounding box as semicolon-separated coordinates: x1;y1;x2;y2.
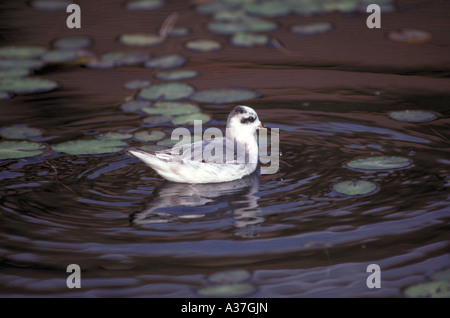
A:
52;139;127;155
0;141;45;160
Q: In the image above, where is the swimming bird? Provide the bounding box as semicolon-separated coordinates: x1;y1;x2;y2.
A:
129;105;265;183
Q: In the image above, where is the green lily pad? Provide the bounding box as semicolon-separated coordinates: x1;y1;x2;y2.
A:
0;140;45;160
231;32;269;47
388;110;437;123
245;17;279;32
142;116;172;126
124;0;164;10
155;69;199;81
144;54;187;69
197;283;255;297
143;101;200;116
0;68;30;79
0;45;46;59
0;59;45;70
41;50;78;64
138;83;194;101
191;88;260;104
30;0;72;11
0;125;42;139
52;36;93;50
291;22;333;35
96;132;134;140
322;1;358;13
346;156;412;171
123;79;151;90
186;39;222;52
52;139;128;155
171;113;211;125
121;100;152;112
208;270;251;284
243;2;291;17
207;20;248;34
0;77;59;94
118;33;163;47
333;180;378;196
388;29;432;43
404;281;450;298
134;130;165;142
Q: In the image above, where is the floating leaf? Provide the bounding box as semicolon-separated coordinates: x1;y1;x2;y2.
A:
333;180;378;196
121;100;152;112
138;83;194;101
191;88;260;104
197;283;255;297
144;54;187;69
243;2;291;17
96;132;133;140
171;113;211;125
118;33;163;47
0;59;45;70
41;50;78;64
388;110;437;123
388;29;432;43
52;139;128;155
30;0;72;11
143;101;200;116
186;39;222;52
124;0;164;10
0;68;30;79
142;116;172;126
155;69;199;82
0;77;59;94
207;21;248;34
231;32;269;47
0;141;45;160
0;125;42;139
134;130;165;142
245;17;279;32
123;79;151;90
0;45;46;59
404;281;450;298
52;36;93;50
291;22;333;35
208;270;251;284
346;156;412;171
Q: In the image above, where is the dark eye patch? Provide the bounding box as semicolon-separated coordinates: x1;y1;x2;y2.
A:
241;116;255;124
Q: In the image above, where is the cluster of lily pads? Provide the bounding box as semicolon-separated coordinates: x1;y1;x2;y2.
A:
331;109;438;196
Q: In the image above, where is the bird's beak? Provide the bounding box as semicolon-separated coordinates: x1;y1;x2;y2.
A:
259;122;268;129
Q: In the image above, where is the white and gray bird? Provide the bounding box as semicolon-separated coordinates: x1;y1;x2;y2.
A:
129;105;265;183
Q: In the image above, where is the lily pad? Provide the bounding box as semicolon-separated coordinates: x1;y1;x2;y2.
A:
0;59;45;70
0;45;46;59
134;130;165;142
231;32;269;47
123;79;151;90
144;54;187;69
30;0;72;11
96;132;134;140
155;69;199;81
291;22;333;35
243;1;291;17
388;110;437;123
143;101;200;116
52;139;128;155
332;180;378;196
52;36;93;50
0;140;45;160
208;270;251;284
0;77;59;94
138;83;194;101
185;39;222;52
0;69;30;79
346;156;412;171
388;29;432;43
404;281;450;298
118;33;163;47
124;0;164;10
0;125;42;139
171;113;211;125
121;100;152;112
191;88;260;104
197;283;255;297
41;50;78;64
142;116;172;126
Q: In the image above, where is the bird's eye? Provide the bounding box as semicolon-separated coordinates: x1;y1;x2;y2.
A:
248;116;255;122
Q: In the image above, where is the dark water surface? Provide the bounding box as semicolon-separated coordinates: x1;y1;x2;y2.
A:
0;1;449;297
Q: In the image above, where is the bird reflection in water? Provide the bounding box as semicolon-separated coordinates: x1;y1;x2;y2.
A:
130;172;262;238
